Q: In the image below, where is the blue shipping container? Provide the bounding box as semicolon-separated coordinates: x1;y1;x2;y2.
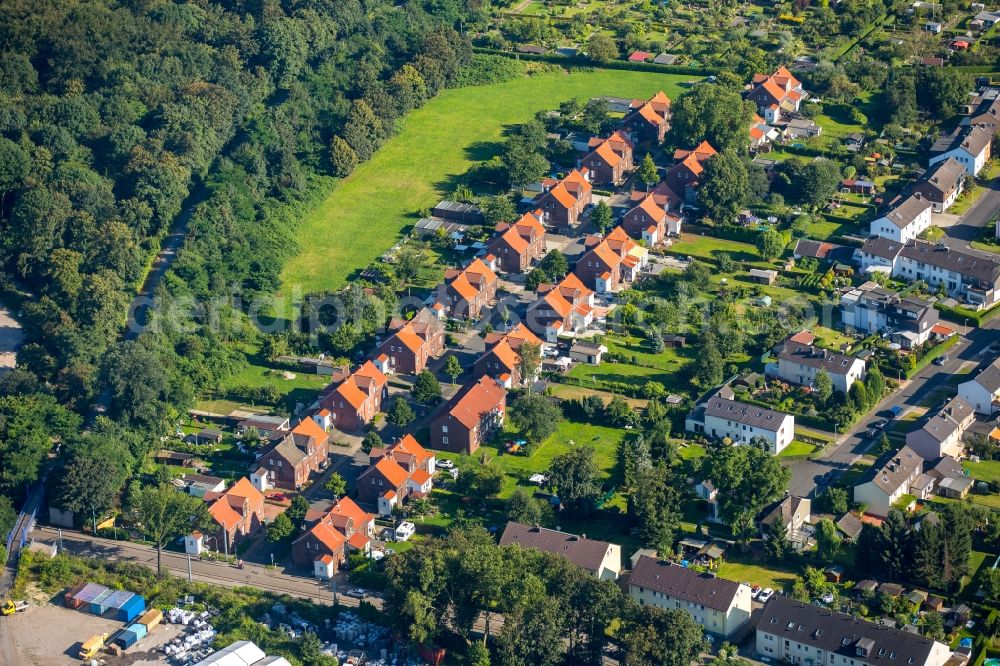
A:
115;622;148;649
117;595;145;622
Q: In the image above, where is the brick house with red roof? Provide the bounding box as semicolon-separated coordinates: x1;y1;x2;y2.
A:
256;417;330;489
574;227;646;293
378;308;445;375
473;323;543;388
621;193;674;245
666;140;717;203
430;375;507;455
534;169;592;228
746;66;806;123
622;91;671;143
581;132;634;186
318;360;388;432
526;273;596;342
488;210;546;273
291;496;374;574
356;434;435;516
629;180;682;212
202;477;265;552
439;257;498;320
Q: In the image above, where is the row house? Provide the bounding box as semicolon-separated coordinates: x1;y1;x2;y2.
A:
525;273;596;342
622;91;671;143
439;257;498;320
666;140;717;203
621;192;682;245
869;193;933;243
756;596;951;666
473;323;543;388
488;210;546;273
377;308;445;375
357;434;435;516
746;66;806;123
574;226;649;294
317;360;389;432
857;236;1000;309
840;282;939;350
430;375;507;455
629;556;752;638
534;169;593;229
581;132;634;186
256;417;330;489
291;496;374;579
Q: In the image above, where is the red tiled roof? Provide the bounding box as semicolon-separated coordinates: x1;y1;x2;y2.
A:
371;456;409;488
441;375;506;431
310;523;346;552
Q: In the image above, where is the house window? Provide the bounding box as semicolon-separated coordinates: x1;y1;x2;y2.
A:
441;425;448;433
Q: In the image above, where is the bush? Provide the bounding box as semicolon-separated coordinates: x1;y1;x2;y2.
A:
455;54;525;86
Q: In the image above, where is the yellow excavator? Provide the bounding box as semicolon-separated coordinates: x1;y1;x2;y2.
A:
1;599;28;616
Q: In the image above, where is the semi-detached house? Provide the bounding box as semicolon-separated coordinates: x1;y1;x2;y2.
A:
356;434;435;516
526;273;595;342
628;556;752;639
929;125;992;177
685;390;794;454
499;521;622;580
581;132;633;186
473;323;543;388
487;210;546;273
912;157;966;212
318;360;388;432
869;194;933;243
840;282;940;350
905;396;974;461
430;375;507;455
533;170;592;229
378;310;445;376
853;445;925;517
958;358;1000;415
775;342;866;395
439;257;498;320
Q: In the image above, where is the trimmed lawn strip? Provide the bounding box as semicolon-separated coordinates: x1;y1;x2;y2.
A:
280;69;695;298
779;440;820;458
717;556;799;593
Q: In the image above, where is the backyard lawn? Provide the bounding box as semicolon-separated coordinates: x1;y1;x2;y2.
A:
779;440;819;458
717;556;799;592
964;460;1000;484
447;418;626;499
668;233;760;264
567;360;678;389
279;68;697;299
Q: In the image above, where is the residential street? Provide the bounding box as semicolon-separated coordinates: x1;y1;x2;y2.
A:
939;176;999;251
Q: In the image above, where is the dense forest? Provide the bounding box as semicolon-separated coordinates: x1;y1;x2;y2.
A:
0;0;487;518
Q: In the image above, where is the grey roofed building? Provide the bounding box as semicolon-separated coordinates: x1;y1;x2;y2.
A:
836;512;863;540
880;194;933;229
654;53;679;65
905;396;974;460
777;344;861;375
857;445;923;495
917;157;966;197
899;239;1000;284
930;125;992;158
432;200;484;224
794;238;856;264
757;596;949;665
499;521;620;577
629;556;743;612
758;495;809;529
860;235;905;261
702;396;790;430
966;357;1000;392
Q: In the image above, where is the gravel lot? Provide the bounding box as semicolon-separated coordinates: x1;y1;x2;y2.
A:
0;601;182;665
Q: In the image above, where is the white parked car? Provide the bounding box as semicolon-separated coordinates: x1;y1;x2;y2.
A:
394;521;416;542
436;459;455;470
758;588;775;603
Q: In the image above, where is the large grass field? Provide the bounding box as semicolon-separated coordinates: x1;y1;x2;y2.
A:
279;69;696;298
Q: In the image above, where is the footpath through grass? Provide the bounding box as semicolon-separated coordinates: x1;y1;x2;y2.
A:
280;69;695;297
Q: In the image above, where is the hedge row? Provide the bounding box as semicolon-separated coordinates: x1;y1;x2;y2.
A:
935;299;1000;326
906;334;960;379
471;47;713;76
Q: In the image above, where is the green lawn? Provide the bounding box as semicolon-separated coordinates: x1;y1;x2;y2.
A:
279;69;696;298
717;557;799;592
567;361;677;389
964;460;1000;484
813;103;865;139
779;440;819;458
446;418;625;499
668;233;760;264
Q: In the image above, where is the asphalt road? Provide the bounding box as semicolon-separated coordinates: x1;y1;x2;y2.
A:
940;176;999;251
788;312;1000;498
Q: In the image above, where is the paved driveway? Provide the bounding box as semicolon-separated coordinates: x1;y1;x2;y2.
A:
0;302;23;376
